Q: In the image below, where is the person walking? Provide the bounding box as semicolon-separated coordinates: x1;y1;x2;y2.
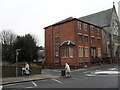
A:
65;63;71;78
25;62;30;75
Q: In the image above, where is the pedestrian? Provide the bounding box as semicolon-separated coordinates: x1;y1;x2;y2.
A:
25;62;30;75
65;63;71;78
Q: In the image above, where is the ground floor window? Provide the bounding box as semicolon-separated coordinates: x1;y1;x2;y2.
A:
78;46;83;57
97;48;101;57
85;47;89;57
61;46;74;58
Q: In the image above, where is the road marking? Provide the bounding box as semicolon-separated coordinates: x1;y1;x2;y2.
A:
32;81;37;87
52;79;61;83
108;68;116;70
0;85;3;90
26;87;34;88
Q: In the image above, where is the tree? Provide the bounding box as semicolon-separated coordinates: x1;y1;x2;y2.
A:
0;30;16;45
0;30;17;63
13;34;38;63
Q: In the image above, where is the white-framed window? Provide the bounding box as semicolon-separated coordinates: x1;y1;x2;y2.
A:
84;23;87;31
78;46;83;57
69;47;73;58
90;25;94;33
77;21;82;30
78;34;82;43
85;47;89;57
97;48;101;57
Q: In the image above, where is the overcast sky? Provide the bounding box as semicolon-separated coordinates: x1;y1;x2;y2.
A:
0;0;120;46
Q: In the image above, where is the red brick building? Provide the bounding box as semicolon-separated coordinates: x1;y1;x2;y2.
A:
44;17;103;68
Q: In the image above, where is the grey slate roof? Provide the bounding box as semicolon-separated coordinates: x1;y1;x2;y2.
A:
78;8;113;27
53;17;74;25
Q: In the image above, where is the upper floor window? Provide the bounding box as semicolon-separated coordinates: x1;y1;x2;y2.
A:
90;25;94;33
84;24;87;31
91;37;95;44
77;22;82;30
97;28;100;35
55;37;60;45
78;34;82;43
84;35;88;43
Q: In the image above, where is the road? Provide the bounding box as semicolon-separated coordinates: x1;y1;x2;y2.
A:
3;63;119;89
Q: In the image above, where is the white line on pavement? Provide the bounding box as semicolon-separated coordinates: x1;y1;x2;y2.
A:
32;81;37;87
52;79;62;83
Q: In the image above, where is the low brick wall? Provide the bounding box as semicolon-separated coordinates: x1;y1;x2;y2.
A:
2;66;42;78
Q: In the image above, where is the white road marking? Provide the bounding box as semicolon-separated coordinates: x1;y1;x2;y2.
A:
94;71;120;74
32;81;37;87
26;87;34;88
52;79;61;83
86;74;95;76
108;68;116;70
0;85;3;90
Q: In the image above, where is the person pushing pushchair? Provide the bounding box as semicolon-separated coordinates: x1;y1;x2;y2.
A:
22;62;30;75
65;63;71;78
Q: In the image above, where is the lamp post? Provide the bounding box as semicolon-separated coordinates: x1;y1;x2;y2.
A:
16;49;20;77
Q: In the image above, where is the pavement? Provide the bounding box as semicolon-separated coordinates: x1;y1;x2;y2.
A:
1;74;59;85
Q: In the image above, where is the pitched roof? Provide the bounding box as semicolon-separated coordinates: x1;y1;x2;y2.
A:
53;17;74;25
44;17;75;29
78;8;113;27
